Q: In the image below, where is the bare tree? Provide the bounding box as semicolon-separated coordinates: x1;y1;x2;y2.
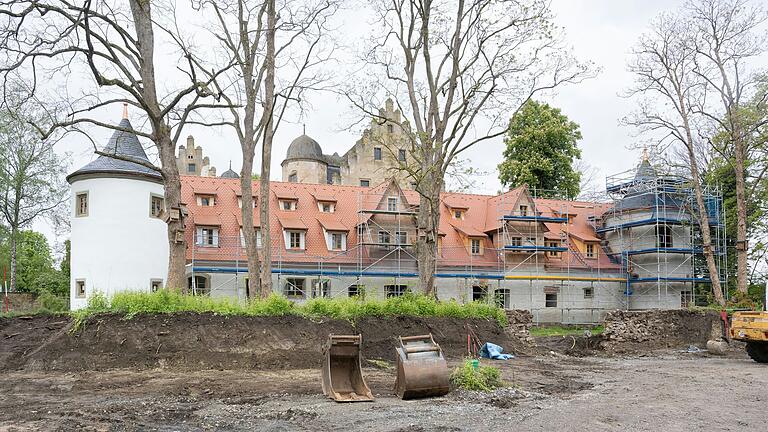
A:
686;0;767;295
625;13;726;305
0;88;68;291
347;0;594;295
0;1;230;291
197;0;336;298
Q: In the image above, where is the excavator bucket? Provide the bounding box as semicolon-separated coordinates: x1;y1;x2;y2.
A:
321;334;374;402
394;334;451;399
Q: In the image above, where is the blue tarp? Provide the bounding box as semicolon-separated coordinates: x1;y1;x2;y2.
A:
479;342;514;360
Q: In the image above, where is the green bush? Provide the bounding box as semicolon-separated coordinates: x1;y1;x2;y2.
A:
66;290;508;327
450;359;504;392
37;292;69;312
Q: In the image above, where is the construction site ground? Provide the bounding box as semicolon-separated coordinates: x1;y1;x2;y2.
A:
1;312;765;431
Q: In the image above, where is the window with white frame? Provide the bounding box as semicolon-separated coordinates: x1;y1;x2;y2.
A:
150;194;164;218
319;202;335;213
196;226;219;247
280;199;297;211
284;230;305;250
238;197;257;208
284;278;305;297
509;237;522;247
387;197;398;212
586;243;596;258
327;231;346;251
240;228;262;248
75;192;88;217
197;195;215;206
470;238;481;255
526;237;536;246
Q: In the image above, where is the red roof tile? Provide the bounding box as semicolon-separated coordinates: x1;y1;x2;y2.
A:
277;213;307;230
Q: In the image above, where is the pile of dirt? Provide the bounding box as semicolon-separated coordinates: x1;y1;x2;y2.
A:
0;313;532;372
597;309;722;353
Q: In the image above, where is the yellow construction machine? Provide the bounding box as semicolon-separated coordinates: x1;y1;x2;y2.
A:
730;311;768;363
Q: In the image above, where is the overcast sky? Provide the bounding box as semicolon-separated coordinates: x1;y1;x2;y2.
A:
60;0;696;185
46;0;710;244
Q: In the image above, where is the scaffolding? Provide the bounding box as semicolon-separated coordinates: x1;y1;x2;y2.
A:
601;166;727;308
184;172;718;322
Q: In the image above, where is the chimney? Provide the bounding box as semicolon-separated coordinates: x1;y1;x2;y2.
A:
122;103;129;120
187;135;195;148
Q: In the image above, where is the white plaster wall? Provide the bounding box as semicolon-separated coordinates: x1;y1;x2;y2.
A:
70;177;168;309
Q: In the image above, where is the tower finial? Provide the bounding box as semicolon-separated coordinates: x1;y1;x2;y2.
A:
122;103;129;120
229;160;232;169
642;147;649;162
303;123;306;135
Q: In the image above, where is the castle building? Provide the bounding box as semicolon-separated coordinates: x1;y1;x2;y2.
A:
176;135;217;177
281;99;417;189
69;109;724;322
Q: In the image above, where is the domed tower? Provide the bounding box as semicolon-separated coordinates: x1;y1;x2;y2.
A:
220;161;240;179
67;105;169;310
281;133;328;184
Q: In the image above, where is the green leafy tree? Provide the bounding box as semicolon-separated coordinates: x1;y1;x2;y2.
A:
0;230;67;295
497;100;582;198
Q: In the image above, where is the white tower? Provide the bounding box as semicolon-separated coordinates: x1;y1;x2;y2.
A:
67;105;169;310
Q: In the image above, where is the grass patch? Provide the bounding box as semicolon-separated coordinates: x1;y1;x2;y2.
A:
69;290;508;330
450;359;504;392
529;325;604;337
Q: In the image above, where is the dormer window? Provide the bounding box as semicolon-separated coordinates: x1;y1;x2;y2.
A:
280;199;297;211
470;238;482;255
238;197;257;208
284;230;305;250
197;195;215;206
453;209;465;220
196;226;219;247
387;197;398;212
326;231;347;251
519;205;528;216
319;202;335;213
240;228;262;248
586;243;596;258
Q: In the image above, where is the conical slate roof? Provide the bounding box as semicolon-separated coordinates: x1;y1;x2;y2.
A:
67;118;162;183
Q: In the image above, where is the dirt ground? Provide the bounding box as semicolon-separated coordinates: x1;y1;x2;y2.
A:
1;349;765;431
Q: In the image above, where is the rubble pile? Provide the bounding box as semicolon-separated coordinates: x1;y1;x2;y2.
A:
600;309;721;352
504;309;534;344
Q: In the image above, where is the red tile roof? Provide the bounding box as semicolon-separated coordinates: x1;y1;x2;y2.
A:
181;176;620;272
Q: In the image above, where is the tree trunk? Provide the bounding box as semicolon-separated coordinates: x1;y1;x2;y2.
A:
416;168;442;297
258;0;276;299
733;127;749;295
9;226;17;292
680;110;725;306
157;133;187;292
240;144;261;300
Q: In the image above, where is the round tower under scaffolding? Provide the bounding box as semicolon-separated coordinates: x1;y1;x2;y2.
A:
599;154;726;309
